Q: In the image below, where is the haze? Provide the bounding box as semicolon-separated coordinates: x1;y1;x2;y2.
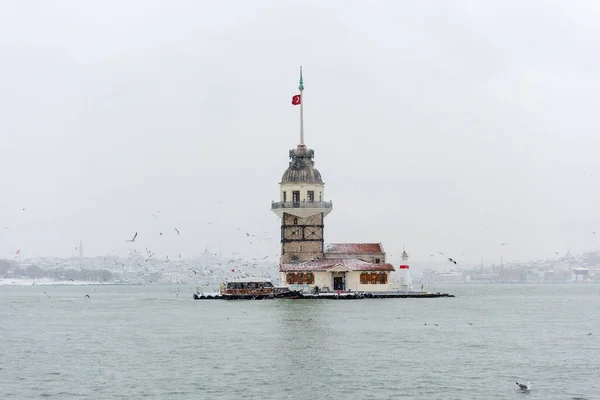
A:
1;0;599;266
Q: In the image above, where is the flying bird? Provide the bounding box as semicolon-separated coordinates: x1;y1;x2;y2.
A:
448;258;457;264
500;242;508;246
174;228;180;235
125;232;138;242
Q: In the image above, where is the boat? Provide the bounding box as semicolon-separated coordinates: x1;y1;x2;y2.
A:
193;277;302;300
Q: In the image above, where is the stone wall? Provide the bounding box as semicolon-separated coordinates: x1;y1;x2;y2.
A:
323;251;386;263
281;212;324;263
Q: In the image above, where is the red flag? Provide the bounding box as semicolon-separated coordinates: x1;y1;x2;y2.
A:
231;269;235;273
291;94;301;105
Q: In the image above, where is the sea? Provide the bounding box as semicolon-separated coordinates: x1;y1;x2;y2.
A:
1;283;598;400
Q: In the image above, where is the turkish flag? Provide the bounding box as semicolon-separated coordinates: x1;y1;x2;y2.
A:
291;94;301;105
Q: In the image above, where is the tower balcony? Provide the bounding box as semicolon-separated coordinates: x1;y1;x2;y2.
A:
271;200;333;219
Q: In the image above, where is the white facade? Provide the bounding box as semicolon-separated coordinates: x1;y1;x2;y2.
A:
280;182;325;203
279;268;393;292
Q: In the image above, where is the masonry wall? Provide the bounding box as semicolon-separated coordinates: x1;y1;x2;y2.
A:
280;212;324;263
324;251;386;263
280;242;323;263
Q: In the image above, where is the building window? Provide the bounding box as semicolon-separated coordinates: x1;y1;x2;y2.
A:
292;191;300;202
293;217;298;225
283;192;287;202
319;192;322;201
360;272;387;284
307;191;314;202
374;258;380;264
286;272;314;285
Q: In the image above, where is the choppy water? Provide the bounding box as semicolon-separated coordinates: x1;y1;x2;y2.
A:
1;283;599;399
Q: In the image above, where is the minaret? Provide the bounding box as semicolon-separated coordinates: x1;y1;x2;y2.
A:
271;67;333;264
79;239;83;268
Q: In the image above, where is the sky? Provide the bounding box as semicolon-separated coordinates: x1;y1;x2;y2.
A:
1;0;600;267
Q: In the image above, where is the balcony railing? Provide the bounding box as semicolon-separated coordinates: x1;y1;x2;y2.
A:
271;200;333;210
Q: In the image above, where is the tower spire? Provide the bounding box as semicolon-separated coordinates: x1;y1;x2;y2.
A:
299;66;304;146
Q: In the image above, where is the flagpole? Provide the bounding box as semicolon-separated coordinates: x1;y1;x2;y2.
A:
299;66;304;146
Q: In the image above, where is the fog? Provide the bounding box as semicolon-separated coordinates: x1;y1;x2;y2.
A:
1;0;599;266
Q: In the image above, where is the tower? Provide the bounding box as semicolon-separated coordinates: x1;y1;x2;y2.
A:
271;68;333;264
399;248;412;291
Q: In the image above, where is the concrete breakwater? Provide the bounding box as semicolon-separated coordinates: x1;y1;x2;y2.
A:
192;291;455;300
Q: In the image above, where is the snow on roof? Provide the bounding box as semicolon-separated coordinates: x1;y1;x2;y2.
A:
324;243;383;254
225;277;272;283
280;258;394;272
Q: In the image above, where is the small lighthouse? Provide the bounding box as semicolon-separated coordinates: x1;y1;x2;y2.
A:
398;247;412;292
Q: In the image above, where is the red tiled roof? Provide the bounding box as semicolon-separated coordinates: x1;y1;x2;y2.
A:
324;243;383;254
280;258;394;272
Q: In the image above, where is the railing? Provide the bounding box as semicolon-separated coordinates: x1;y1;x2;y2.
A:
271;200;333;209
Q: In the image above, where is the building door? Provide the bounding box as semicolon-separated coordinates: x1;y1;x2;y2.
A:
333;276;345;291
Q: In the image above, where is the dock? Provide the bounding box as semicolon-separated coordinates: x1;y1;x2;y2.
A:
192;291;454;300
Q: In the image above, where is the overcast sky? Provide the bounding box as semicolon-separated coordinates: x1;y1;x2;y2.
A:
1;0;599;266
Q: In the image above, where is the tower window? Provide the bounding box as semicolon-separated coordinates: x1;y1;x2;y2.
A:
319;192;322;201
292;191;300;203
293;217;298;225
307;191;314;202
375;258;380;264
283;191;287;202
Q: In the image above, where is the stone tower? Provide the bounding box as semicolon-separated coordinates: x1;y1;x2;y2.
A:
271;68;333;263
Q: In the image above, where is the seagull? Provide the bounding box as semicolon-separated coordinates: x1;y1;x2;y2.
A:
516;381;531;391
85;294;90;298
174;228;180;235
448;258;457;264
501;242;508;246
125;232;138;242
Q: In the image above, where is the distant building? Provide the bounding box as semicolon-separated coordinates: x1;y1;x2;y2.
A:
572;268;589;282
